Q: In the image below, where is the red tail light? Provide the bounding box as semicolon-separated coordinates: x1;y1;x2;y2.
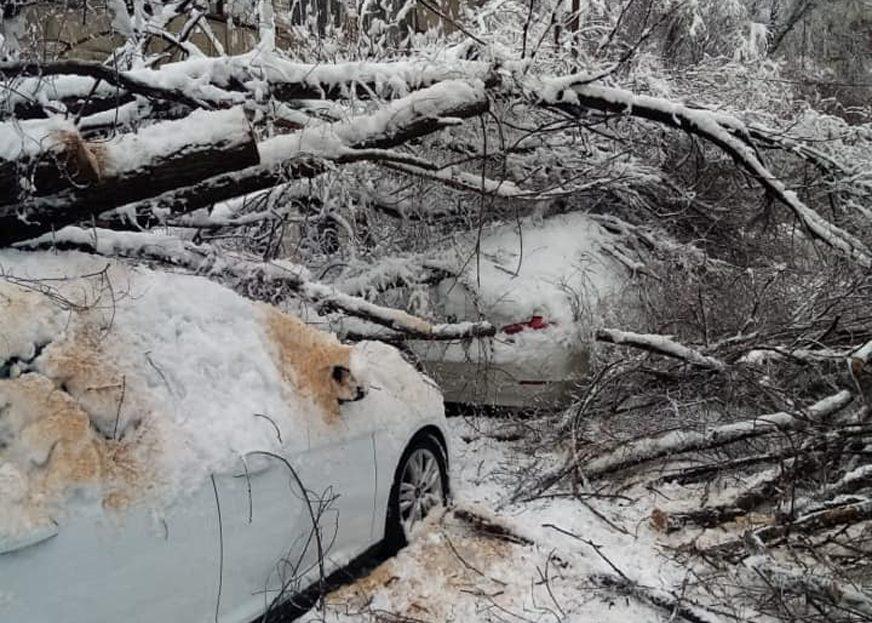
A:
501;315;551;335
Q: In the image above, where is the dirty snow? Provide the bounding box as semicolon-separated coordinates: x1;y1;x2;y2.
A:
311;416;695;622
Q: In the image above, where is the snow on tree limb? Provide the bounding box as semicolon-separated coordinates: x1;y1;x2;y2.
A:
0;107;259;245
108;80;494;223
0;60;210;110
533;78;872;268
580;390;854;479
595;328;727;371
0;54;494;118
0;108;260;245
0;80;489;244
16;226;495;340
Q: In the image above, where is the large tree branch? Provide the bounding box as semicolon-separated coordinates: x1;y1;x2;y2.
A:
0;54;494;119
595;328;727;371
0;107;259;246
0;80;489;244
580;390;854;479
533;76;872;268
16;226;496;340
0;60;210;110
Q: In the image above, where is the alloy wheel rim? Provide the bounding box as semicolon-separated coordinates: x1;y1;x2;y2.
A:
398;448;444;536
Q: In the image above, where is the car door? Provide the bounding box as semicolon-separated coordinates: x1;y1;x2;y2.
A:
0;457;309;623
214;452;312;622
289;419;378;584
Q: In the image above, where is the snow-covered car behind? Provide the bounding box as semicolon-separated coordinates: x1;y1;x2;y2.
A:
0;250;450;623
390;212;631;408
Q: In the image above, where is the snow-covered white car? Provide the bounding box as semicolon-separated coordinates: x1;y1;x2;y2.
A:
403;212;629;407
0;251;450;623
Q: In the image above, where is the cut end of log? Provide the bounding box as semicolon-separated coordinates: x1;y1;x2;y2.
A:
53;130;107;184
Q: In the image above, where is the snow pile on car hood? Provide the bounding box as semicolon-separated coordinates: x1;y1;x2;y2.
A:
0;250;437;543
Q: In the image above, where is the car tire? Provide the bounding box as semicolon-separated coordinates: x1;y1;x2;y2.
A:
384;435;449;551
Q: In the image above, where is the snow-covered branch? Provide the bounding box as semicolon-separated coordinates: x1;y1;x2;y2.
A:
16;226;495;341
580;390;854;479
0;107;259;245
1;80;489;243
533;77;872;268
595;328;727;371
0;54;494;119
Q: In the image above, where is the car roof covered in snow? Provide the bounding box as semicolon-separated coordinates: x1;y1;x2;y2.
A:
436;211;629;324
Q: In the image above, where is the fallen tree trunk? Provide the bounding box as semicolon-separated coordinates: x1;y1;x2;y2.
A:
0;108;259;246
0;80;490;245
17;226;496;340
102;83;500;225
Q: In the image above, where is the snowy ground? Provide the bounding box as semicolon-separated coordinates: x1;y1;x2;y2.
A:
299;416;694;623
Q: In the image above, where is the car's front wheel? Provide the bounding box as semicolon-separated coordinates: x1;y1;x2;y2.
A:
385;435;448;549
